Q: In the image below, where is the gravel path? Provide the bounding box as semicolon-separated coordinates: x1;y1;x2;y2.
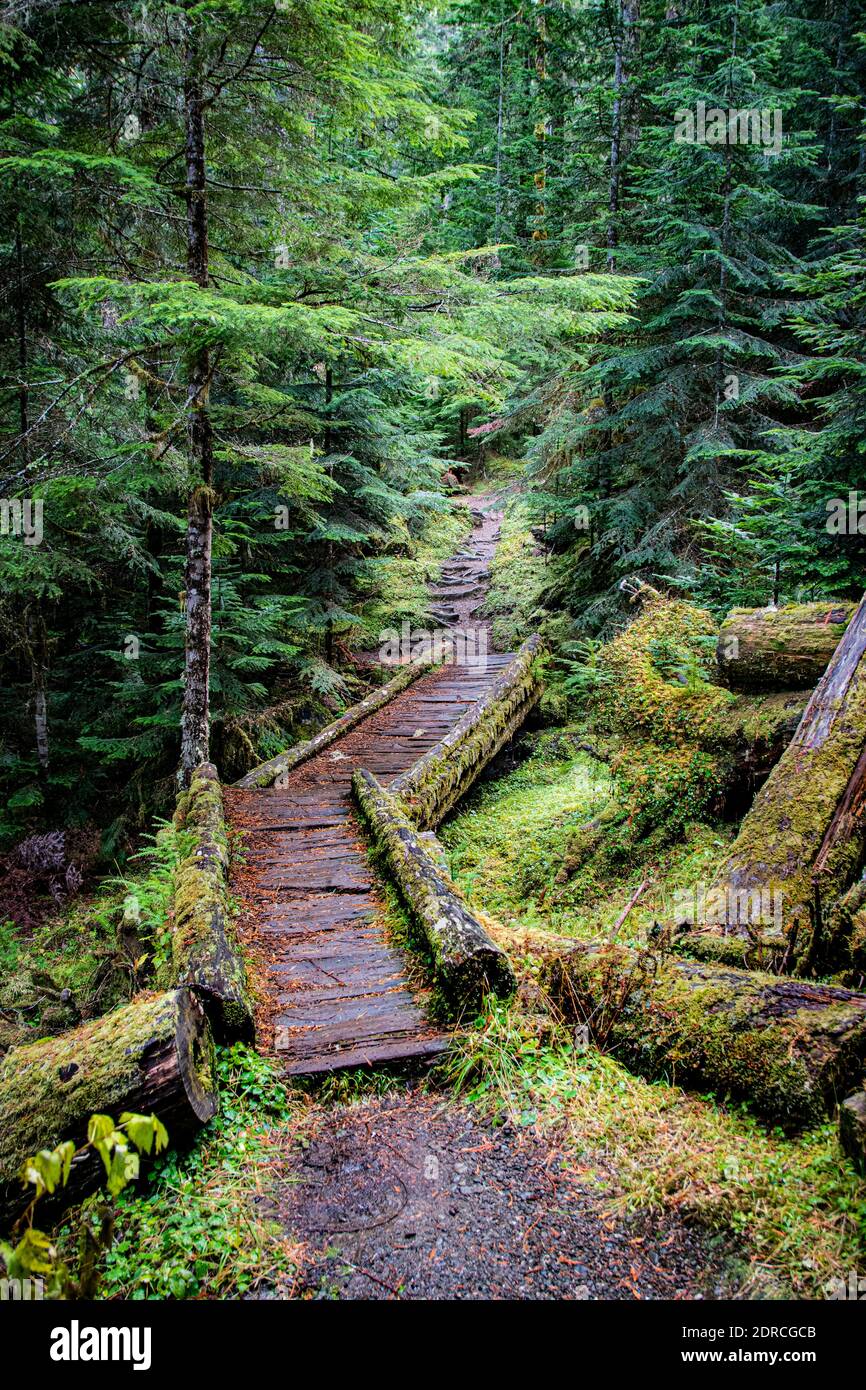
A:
275;1091;735;1300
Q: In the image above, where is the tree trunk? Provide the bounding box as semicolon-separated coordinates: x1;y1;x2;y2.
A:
716;592;866;969
0;989;217;1226
543;942;866;1132
717;601;856;691
607;0;640;269
179;14;215;788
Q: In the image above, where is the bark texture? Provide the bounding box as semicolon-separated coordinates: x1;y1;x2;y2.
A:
543;942;866;1131
178;16;214;788
0;989;217;1224
353;768;515;1010
716;592;866;969
173;762;254;1040
839;1090;866;1175
717;601;856;692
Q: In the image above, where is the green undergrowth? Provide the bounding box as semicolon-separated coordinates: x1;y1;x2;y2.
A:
95;1045;300;1300
441;999;866;1299
440;731;732;945
0;820;192;1051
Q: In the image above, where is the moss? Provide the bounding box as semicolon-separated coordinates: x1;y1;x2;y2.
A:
394;635;543;828
171;764;254;1042
0;990;217;1193
717;601;866;961
353;768;514;1009
545;943;866;1131
718;602;856;691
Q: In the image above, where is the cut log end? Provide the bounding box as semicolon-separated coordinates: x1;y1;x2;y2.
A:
717;601;856;692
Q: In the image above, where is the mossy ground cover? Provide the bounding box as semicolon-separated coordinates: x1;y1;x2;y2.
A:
93;1045;302;1299
0;821;192;1052
439;743;866;1298
441;1003;866;1298
440;733;732;945
356;505;472;644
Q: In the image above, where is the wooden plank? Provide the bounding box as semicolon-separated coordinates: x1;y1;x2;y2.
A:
226;504;524;1075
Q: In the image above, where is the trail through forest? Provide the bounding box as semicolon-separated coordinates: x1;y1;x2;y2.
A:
226;495;508;1073
232;490;737;1299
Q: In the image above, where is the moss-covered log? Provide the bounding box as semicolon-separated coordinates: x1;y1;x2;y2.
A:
233;660;435;789
716;592;866;970
673;924;789;972
542;942;866;1131
0;989;217;1225
391;635;543;829
173;763;254;1041
717;601;856;692
353;768;515;1009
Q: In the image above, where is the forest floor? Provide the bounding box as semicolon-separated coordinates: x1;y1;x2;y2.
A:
271;1090;733;1300
244;478;741;1300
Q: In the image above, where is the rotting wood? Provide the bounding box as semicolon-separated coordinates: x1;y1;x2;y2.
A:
715;592;866;971
543;941;866;1132
839;1090;866;1175
0;989;217;1225
391;634;544;829
173;762;254;1041
353;767;515;1010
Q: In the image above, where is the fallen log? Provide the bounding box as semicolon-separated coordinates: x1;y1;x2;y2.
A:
717;601;856;692
715;592;866;970
353;768;515;1010
173;763;254;1041
0;989;217;1226
392;635;543;829
542;942;866;1131
673;924;788;973
233;659;435;789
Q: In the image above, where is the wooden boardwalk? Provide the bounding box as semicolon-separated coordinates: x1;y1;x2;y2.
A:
226;502;511;1075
